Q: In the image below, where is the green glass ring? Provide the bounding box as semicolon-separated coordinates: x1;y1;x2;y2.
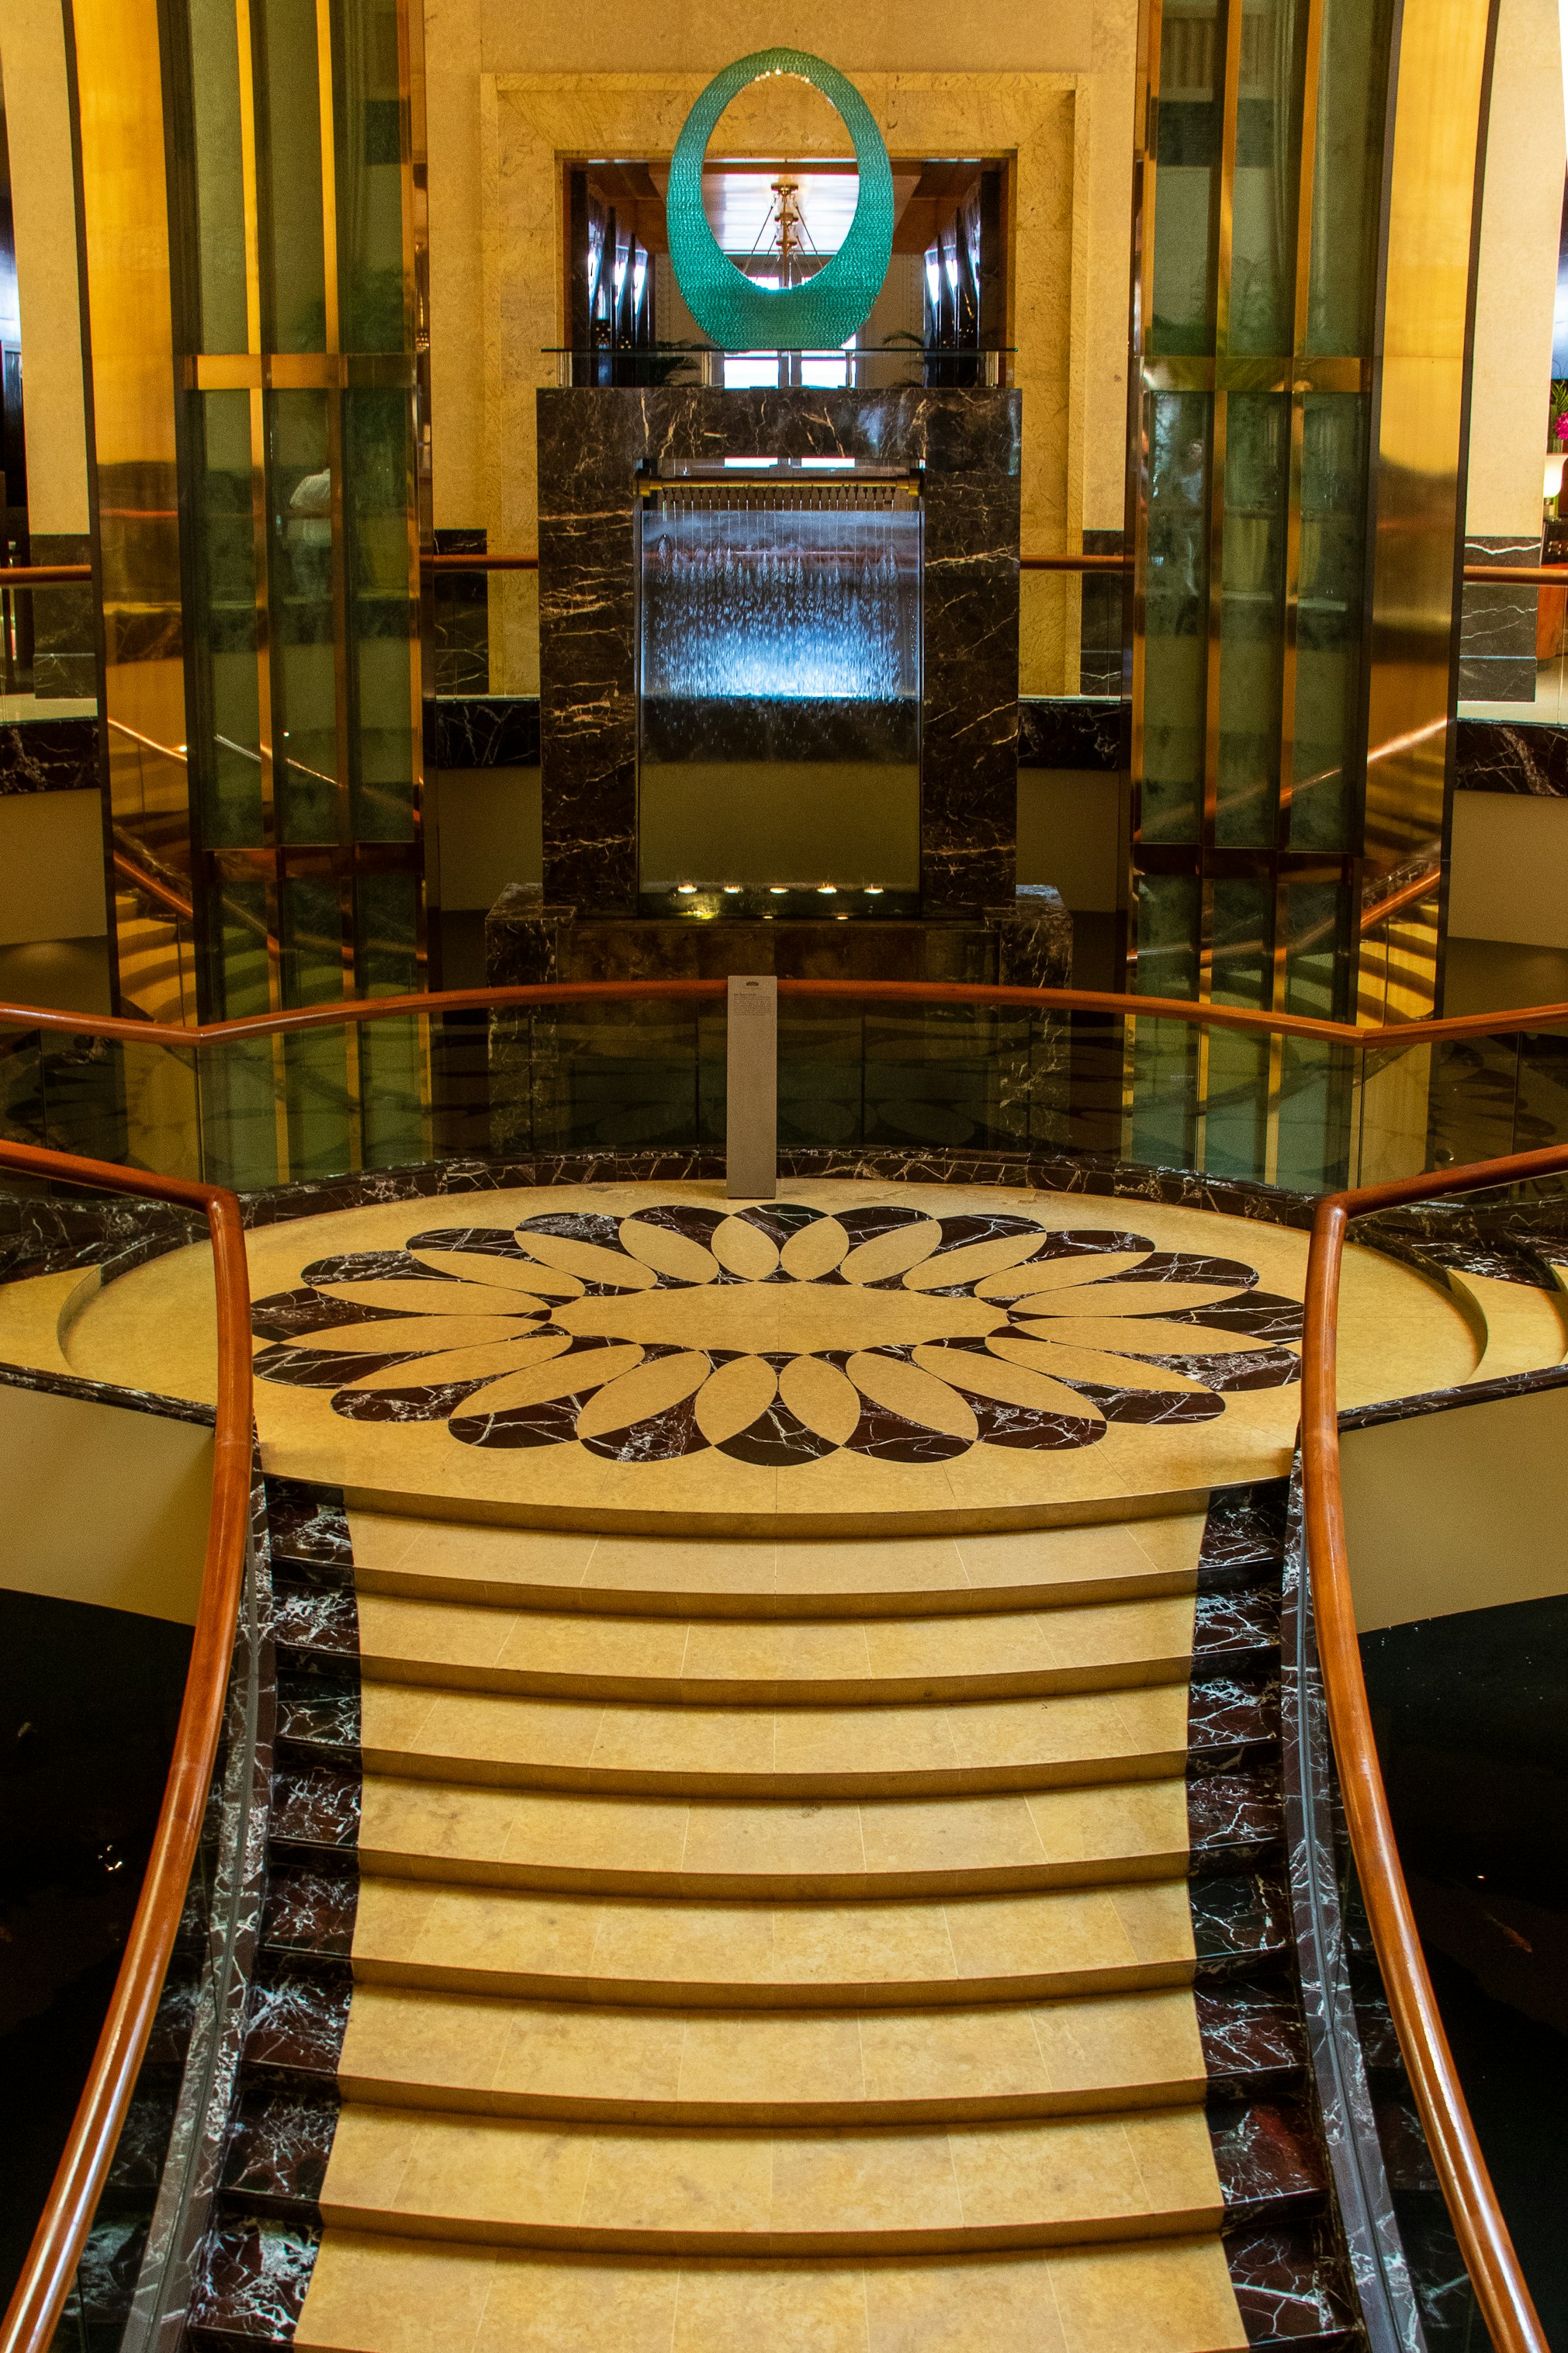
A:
666;49;894;352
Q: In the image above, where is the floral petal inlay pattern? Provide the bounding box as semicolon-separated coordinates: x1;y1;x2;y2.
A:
250;1202;1300;1466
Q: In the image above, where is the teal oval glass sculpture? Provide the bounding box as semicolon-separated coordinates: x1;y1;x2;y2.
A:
666;50;894;352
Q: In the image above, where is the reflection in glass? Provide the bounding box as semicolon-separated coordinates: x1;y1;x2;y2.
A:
1292;395;1367;849
1142;393;1211;843
345;388;417;841
258;0;328;352
268;391;339;845
1228;0;1307;354
1217;393;1289;845
196;392;262;850
1305;0;1397;355
1151;0;1224;355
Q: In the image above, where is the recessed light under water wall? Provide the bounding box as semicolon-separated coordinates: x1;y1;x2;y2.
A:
637;459;922;705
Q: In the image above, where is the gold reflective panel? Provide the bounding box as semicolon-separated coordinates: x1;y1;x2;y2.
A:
72;0;194;1024
1128;0;1494;1180
1359;0;1492;1024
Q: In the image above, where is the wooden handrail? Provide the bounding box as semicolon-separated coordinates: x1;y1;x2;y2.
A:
0;1142;253;2353
1300;1145;1563;2353
0;564;92;585
421;553;538;571
0;975;1565;1055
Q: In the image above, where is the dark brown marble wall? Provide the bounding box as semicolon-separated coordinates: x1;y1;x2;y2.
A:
536;388;1022;918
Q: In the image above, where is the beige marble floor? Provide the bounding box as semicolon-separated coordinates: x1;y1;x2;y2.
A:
55;1180;1480;1531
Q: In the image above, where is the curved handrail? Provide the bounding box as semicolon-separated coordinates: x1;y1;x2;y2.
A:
0;973;1566;1052
1301;1145;1563;2353
0;1142;254;2353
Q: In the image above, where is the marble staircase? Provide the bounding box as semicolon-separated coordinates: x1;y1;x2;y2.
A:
183;1479;1361;2353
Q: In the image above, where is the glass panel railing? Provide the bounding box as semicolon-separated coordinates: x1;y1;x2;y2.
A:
5;993;1568;1203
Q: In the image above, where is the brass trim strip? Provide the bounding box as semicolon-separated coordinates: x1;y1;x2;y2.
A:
1141;354;1370;392
189;353;417;389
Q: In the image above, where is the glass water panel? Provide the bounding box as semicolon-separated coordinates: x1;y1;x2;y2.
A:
779;1001;867;1151
1205;875;1272;1177
119;1042;203;1180
1142;392;1212;842
1291;394;1367;849
862;1006;1009;1154
212;863;273;1022
1217;392;1289;844
1152;0;1225;354
344;388;416;841
29;1033;131;1166
1131;881;1203;1170
281;1027;357;1180
356;865;419;994
359;1012;427;1169
1515;1030;1568;1153
197;391;263;850
268;390;339;844
1282;876;1347;1021
280;867;346;1006
1130;1014;1203;1174
1303;0;1396;355
258;0;327;351
1229;0;1307;354
637;485;920;903
185;0;248;352
531;1003;711;1156
0;1027;46;1147
1276;1036;1352;1189
199;1034;285;1191
427;1005;496;1163
1426;1036;1521;1173
334;0;407;352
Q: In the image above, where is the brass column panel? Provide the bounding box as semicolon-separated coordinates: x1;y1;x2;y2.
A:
71;0;196;1023
1359;0;1494;1023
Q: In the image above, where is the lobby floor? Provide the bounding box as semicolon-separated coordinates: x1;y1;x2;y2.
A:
9;1176;1561;2347
56;1181;1481;1530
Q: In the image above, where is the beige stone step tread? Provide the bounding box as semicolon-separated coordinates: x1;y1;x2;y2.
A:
1450;1268;1568;1381
359;1774;1188;1900
318;2101;1224;2255
337;1984;1206;2126
348;1508;1207;1620
359;1681;1191;1800
352;1876;1196;2008
355;1590;1199;1704
295;2227;1250;2353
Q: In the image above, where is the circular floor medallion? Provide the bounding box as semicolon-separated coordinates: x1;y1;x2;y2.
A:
250;1199;1303;1468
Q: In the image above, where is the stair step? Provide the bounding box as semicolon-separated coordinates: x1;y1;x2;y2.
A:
357;1773;1192;1899
317;2102;1225;2255
1449;1267;1568;1381
357;1682;1192;1799
348;1507;1207;1619
355;1588;1199;1703
351;1874;1200;2006
335;1985;1210;2125
292;2230;1253;2353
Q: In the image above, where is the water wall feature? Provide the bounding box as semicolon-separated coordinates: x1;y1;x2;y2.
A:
636;471;922;903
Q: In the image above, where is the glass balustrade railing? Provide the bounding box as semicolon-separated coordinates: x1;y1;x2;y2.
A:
1;988;1565;1202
